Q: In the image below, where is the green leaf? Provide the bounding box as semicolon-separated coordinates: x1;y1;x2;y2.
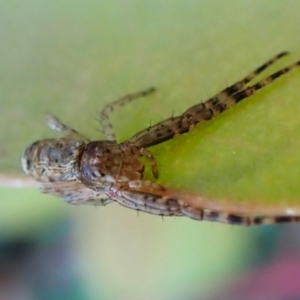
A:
1;0;300;214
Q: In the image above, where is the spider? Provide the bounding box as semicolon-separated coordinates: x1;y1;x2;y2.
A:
22;51;300;225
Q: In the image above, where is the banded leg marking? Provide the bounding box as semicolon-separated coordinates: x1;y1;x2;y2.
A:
130;52;300;149
180;206;300;226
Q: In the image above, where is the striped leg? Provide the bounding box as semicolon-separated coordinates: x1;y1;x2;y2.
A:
200;51;289;109
100;87;156;141
130;53;300;148
180;206;300;226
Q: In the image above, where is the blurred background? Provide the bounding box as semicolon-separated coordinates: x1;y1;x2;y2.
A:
1;1;300;299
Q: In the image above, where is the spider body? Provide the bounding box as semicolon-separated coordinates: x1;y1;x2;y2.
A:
22;52;300;225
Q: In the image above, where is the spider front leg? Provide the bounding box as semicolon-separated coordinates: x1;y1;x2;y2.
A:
210;58;300;113
199;51;289;110
46;113;89;141
185;54;300;117
130;52;300;148
100;87;156;141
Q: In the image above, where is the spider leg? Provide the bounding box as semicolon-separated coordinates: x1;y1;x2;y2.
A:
100;87;156;141
115;193;183;216
41;180;113;206
138;148;159;178
46;113;89;141
180;206;300;226
127;179;165;191
130;54;300;148
201;51;289;109
117;188;300;225
209;59;300;114
119;189;183;216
